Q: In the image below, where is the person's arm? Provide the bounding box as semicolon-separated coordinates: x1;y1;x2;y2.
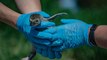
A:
95;25;107;48
0;2;20;28
0;0;41;28
15;0;41;13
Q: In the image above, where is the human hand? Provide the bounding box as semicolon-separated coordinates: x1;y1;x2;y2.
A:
35;46;62;59
26;30;62;59
16;11;55;45
44;19;92;51
16;11;62;59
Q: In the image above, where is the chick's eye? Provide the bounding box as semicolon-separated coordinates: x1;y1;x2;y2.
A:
35;20;39;22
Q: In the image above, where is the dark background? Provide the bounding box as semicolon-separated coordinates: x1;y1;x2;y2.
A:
0;0;107;60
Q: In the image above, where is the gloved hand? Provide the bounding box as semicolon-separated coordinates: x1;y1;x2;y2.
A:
44;19;92;51
16;11;61;59
16;11;54;46
26;31;62;59
35;46;62;59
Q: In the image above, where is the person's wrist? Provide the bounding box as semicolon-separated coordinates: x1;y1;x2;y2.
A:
7;13;20;29
14;14;21;29
94;25;103;47
83;24;93;46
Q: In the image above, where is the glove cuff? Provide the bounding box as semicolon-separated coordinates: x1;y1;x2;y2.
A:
16;14;31;33
84;24;93;46
16;14;25;32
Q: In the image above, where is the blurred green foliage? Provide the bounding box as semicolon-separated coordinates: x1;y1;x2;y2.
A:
0;0;107;60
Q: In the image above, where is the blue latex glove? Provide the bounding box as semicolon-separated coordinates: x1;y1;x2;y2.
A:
26;32;62;59
16;11;61;59
44;19;92;51
35;47;62;59
17;11;54;45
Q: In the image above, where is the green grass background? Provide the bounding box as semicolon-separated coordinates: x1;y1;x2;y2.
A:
0;0;107;60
